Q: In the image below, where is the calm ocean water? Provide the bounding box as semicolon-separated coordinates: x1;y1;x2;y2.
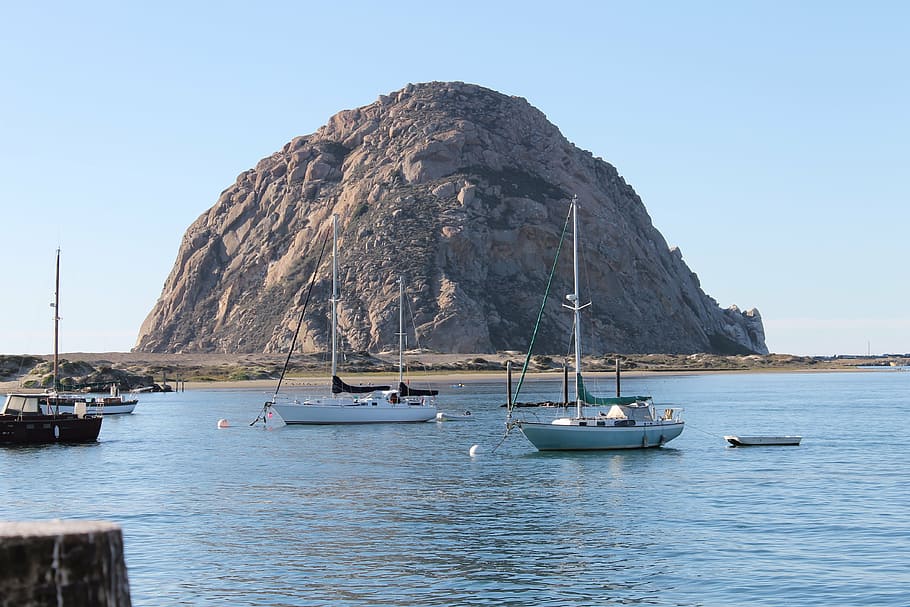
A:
3;370;909;606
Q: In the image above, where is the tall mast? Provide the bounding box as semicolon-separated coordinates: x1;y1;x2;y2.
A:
398;277;404;386
571;197;583;418
330;214;338;380
53;248;61;394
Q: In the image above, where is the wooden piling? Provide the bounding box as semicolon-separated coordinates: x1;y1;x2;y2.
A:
0;520;131;606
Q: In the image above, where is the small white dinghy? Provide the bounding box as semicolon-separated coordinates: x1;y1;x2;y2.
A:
725;435;802;447
436;411;475;422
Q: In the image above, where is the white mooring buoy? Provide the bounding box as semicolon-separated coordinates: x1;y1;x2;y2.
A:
217;418;230;429
469;444;481;457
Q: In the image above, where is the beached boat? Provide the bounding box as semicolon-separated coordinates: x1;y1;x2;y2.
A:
508;197;684;451
1;250;102;444
262;215;437;425
725;435;802;447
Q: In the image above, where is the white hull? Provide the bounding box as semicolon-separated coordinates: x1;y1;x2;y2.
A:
272;401;436;425
44;402;137;415
725;435;801;446
436;411;474;422
519;419;684;450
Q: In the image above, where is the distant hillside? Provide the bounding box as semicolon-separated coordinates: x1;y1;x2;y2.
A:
135;82;767;356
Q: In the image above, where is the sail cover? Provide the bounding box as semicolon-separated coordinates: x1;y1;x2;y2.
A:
332;376;390;394
576;374;650;406
398;382;438;397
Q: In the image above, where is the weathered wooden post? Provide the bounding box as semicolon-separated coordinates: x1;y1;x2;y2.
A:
616;356;621;397
0;520;131;606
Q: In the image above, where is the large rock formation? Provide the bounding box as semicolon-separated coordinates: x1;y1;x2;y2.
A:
135;82;767;356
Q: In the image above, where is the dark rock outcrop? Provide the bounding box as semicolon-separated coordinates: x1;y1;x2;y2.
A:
135;82;767;355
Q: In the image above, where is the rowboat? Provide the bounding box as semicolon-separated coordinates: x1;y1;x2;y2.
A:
436;410;474;422
725;435;802;447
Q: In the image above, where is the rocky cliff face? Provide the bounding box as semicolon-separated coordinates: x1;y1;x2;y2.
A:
135;82;768;356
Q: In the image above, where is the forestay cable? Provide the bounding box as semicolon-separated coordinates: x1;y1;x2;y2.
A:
507;202;573;417
250;229;331;426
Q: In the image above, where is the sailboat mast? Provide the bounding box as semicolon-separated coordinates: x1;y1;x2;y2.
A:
53;248;60;394
398;277;404;386
571;197;583;418
330;214;338;380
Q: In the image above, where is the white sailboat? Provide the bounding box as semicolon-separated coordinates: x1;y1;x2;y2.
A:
511;197;685;450
266;215;437;425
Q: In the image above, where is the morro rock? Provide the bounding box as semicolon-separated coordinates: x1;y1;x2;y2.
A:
134;82;768;356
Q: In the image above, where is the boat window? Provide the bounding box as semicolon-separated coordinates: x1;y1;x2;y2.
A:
3;395;42;415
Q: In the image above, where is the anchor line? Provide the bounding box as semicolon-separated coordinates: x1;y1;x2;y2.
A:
490;424;514;454
249;400;272;427
685;423;724;439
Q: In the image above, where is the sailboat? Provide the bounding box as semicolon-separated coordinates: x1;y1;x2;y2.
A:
509;197;684;450
392;276;441;408
1;249;103;444
265;215;437;425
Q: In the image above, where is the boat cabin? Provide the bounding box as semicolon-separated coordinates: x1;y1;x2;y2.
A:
601;401;657;423
362;389;426;407
2;394;89;418
2;394;43;416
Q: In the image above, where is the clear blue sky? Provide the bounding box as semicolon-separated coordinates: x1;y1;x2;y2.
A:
1;1;907;357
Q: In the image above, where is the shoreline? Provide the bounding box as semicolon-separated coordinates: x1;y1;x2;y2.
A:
0;364;900;394
1;351;906;394
103;365;892;393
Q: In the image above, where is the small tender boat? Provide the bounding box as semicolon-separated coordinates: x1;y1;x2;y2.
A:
724;435;802;447
436;410;474;422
